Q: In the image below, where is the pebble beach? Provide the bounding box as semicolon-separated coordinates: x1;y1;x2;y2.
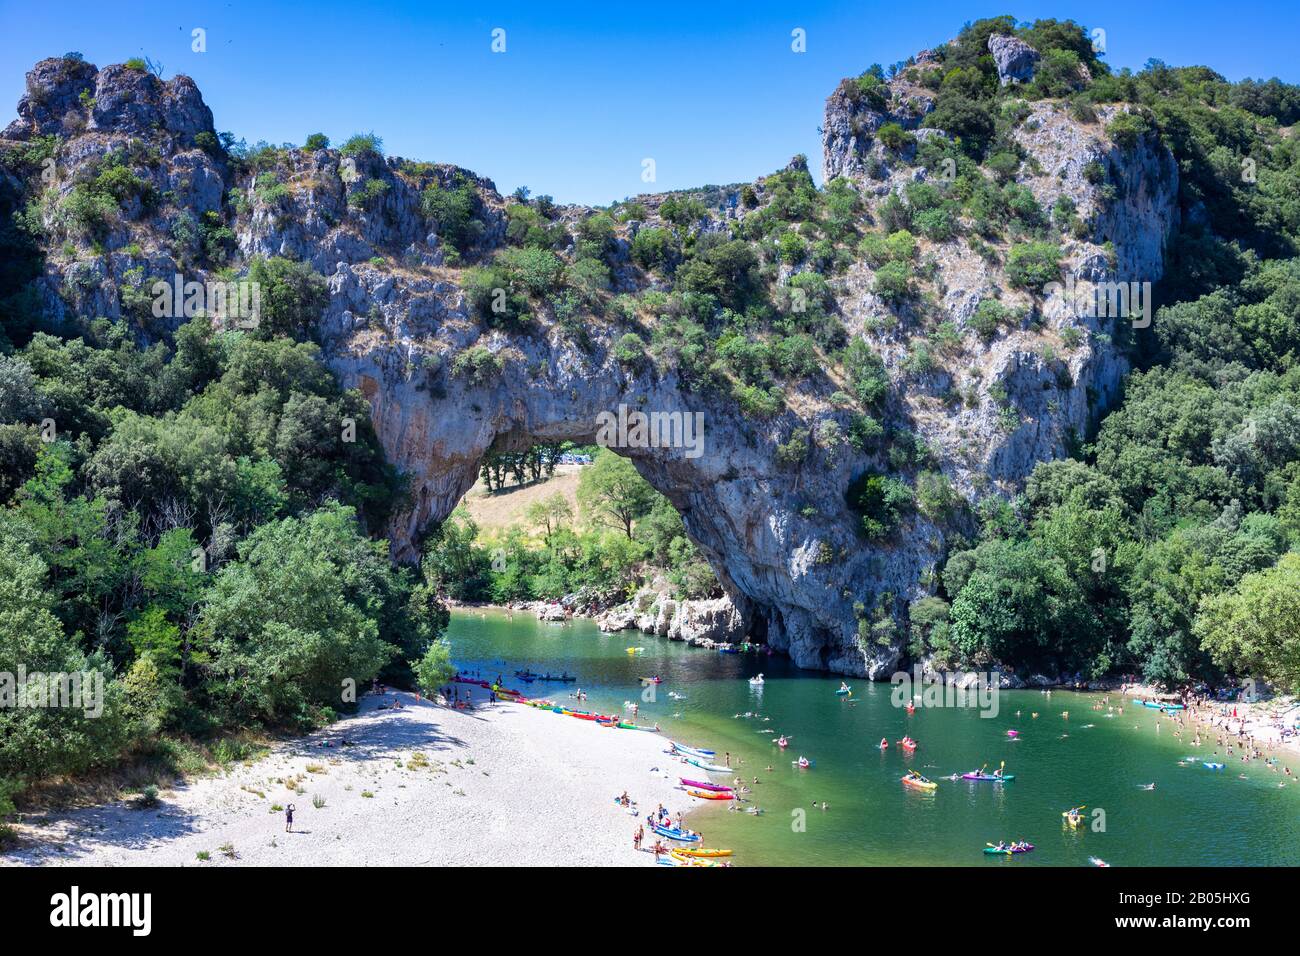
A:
1;686;707;867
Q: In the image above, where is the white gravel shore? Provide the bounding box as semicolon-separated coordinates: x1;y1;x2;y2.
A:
2;686;717;867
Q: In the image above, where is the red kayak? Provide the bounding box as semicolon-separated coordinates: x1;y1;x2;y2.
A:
680;778;733;792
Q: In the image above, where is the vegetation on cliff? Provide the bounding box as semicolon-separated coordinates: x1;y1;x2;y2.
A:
4;14;1300;819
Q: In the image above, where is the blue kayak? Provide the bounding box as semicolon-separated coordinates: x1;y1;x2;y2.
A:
652;824;701;842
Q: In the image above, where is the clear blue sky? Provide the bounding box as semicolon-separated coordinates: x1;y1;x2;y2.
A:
2;1;1298;205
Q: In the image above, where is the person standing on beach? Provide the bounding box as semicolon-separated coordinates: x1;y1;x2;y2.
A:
285;803;295;832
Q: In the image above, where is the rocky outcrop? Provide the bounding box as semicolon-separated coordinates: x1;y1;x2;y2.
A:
668;595;750;644
821;76;935;182
988;34;1040;86
598;588;749;646
1;49;1181;679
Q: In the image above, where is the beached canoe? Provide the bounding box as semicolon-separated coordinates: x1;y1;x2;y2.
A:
653;824;701;842
665;850;723;866
669;741;717;758
901;774;937;791
961;773;1017;782
686;788;734;800
984;843;1035;855
618;722;657;731
680;779;733;792
683;756;734;773
675;847;733;858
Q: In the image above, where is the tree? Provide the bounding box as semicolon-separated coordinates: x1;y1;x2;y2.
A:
1194;552;1300;692
246;256;329;340
526;493;572;540
577;451;656;539
0;515;131;788
421;507;490;601
196;504;398;726
413;641;454;695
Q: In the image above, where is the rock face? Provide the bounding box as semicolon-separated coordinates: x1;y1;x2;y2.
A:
1;51;1181;678
988;34;1041;86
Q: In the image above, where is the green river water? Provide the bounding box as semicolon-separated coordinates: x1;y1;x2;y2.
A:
447;608;1300;866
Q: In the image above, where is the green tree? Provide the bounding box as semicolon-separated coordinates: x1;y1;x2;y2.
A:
577;451;657;539
1195;552;1300;692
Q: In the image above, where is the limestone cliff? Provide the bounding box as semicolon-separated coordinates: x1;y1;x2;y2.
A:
0;38;1180;677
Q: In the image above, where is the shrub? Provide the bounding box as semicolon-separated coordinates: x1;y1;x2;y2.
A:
421;179;482;253
969;299;1017;341
348;178;390;210
450;345;503;384
304;133;330;151
613;333;647;369
1107;111;1151;150
340;132;383;157
246;256;328;339
498;246;563;295
873;260;913;303
846;472;914;540
659;194;707;226
877;122;915;151
732;383;781;417
843;337;888;407
1006;242;1062;289
630;227;675;271
914;207;957;241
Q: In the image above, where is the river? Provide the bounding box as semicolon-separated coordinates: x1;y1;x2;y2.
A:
447;608;1300;866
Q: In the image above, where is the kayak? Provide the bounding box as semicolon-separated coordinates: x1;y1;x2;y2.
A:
626;647;644;654
652;824;700;842
1139;700;1185;711
665;853;728;868
1204;762;1225;770
669;741;717;758
683;757;734;774
641;676;663;684
1090;857;1110;867
835;687;852;696
1062;811;1085;827
618;722;657;732
962;773;1016;782
679;779;733;792
674;847;733;858
686;788;734;800
899;740;918;752
984;843;1035;854
901;774;937;791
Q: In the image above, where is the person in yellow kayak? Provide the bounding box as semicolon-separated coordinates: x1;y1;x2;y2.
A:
1065;806;1083;826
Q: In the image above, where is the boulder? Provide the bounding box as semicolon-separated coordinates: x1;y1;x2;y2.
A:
988;34;1040;86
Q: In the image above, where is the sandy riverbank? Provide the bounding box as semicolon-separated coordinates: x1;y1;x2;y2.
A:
1120;685;1300;764
0;685;716;867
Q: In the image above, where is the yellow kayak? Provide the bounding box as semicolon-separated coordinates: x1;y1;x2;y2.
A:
675;847;733;858
1062;811;1084;828
668;850;724;867
902;774;937;791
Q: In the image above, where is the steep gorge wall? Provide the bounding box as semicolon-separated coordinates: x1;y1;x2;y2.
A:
1;44;1179;677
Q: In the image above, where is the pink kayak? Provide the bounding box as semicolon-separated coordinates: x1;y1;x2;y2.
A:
679;778;733;792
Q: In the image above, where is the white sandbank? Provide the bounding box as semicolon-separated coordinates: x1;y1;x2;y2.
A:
1;686;721;867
